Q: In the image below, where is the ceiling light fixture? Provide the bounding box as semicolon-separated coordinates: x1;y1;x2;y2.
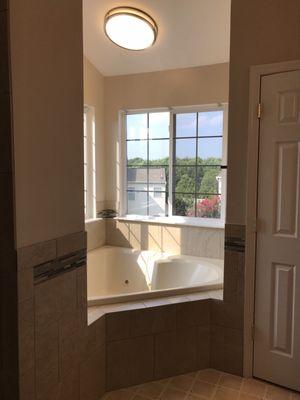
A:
104;6;158;51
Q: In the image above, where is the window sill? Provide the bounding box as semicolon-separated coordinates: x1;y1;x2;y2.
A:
117;215;225;229
85;217;104;225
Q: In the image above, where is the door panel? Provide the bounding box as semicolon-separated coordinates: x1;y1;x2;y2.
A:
254;70;300;391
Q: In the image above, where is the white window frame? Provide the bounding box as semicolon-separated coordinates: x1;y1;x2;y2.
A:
84;105;96;221
119;104;227;228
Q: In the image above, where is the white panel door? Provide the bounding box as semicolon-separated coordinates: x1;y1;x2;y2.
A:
254;70;300;391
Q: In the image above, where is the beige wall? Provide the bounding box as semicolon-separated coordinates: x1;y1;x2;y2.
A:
83;57;106;249
227;0;300;224
104;62;229;209
84;57;106;209
10;0;84;248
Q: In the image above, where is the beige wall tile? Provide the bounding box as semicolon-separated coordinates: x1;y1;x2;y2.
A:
197;325;211;369
85;219;106;251
60;333;80;379
35;321;60;398
106;220;224;259
130;305;177;336
58;368;80;400
18;299;35;374
79;344;105;400
155;328;198;379
35;277;61;328
19;368;35;400
17;240;56;270
177;300;210;328
95;315;106;348
106;336;154;390
106;311;131;342
77;265;87;311
57;231;86;258
18;268;33;303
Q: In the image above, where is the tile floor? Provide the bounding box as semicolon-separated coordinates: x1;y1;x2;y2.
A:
102;369;300;400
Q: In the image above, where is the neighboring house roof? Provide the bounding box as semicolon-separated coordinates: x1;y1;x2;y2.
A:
128;168;166;184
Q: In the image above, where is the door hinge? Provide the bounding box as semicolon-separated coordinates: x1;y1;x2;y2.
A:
257;103;262;119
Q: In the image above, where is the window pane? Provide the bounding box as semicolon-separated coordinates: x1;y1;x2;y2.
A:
196;166;221;194
173;194;195;217
149;191;167;216
149;112;169;139
148;166;168;192
196;195;221;219
198;111;223;137
149;139;169;164
127;114;147;140
174;166;196;194
175;138;197;164
127;167;148;191
176;113;197;137
127;191;148;215
127;140;147;165
128;191;136;201
197;137;222;163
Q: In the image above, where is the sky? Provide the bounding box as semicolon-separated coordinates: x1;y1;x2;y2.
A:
126;111;223;161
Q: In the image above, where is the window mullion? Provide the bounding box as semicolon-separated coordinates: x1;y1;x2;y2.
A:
169;112;175;217
147;113;150;216
195;112;199;217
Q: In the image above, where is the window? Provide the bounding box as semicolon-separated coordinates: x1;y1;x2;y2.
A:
84;106;96;220
128;187;136;201
122;105;227;224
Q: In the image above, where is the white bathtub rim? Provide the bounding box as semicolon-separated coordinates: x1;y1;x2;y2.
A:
88;282;223;306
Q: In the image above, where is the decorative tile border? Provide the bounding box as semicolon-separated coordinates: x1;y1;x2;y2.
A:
224;224;245;252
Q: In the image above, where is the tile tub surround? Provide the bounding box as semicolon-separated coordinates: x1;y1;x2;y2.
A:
85;218;106;252
17;232;106;400
15;222;245;398
106;219;224;260
102;369;300;400
86;287;245;393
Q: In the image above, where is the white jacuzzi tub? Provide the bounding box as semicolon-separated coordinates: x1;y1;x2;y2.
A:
87;246;223;305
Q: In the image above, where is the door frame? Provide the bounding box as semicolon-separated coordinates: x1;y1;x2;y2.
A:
244;59;300;377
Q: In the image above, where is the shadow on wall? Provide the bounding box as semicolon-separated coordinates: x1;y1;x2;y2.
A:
105;219;224;259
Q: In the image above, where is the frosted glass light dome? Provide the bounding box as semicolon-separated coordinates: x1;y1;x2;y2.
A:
104;7;158;51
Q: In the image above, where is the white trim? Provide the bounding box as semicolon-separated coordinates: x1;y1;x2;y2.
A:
244;59;300;377
119;104;228;227
170;102;227;113
122;107;171;114
168;112;174;216
119;110;127;217
117;215;225;229
84;105;97;221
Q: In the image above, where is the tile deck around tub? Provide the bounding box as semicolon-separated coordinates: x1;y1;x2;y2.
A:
101;369;300;400
87;289;223;325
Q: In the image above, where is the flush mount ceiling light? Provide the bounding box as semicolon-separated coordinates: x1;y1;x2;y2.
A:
104;6;158;51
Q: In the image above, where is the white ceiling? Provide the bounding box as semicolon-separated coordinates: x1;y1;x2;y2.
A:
83;0;231;76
